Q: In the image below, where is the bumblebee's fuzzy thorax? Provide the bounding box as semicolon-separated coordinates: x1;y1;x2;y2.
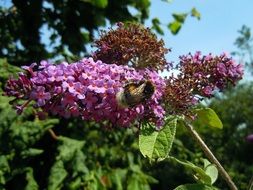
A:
116;80;155;108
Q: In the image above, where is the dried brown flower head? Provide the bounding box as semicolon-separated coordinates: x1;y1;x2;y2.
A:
164;75;198;115
93;22;169;71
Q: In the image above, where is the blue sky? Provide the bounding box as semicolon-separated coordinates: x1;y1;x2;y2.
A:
147;0;253;63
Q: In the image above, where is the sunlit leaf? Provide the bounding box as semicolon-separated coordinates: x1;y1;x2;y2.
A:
139;117;177;160
193;108;223;129
72;151;88;175
135;0;150;9
172;13;188;23
67;177;81;190
191;7;201;20
57;136;85;161
168;21;182;35
25;168;39;190
0;58;21;80
0;156;10;185
203;159;218;185
48;160;68;190
110;169;127;190
21;148;44;158
169;157;212;184
81;0;108;8
152;18;164;35
174;183;217;190
127;174;139;190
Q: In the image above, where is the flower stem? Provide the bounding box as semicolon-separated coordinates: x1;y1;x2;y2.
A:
184;122;238;190
48;128;59;140
248;176;253;190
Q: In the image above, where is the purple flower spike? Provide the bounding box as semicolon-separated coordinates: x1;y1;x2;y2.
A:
4;58;166;128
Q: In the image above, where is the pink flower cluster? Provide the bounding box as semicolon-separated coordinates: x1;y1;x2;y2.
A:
165;52;243;114
5;58;166;128
179;52;244;97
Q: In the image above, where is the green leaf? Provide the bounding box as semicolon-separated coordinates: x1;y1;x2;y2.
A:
135;0;150;9
0;58;21;81
193;108;223;129
169;12;189;35
110;169;127;190
174;183;217;190
57;136;85;161
24;168;39;190
203;159;218;185
139;117;177;160
84;171;98;190
67;177;81;190
169;157;212;185
21;148;44;158
81;0;108;8
48;160;68;190
82;32;90;43
191;7;201;20
172;13;188;23
152;18;164;35
127;174;139;190
168;21;182;35
47;136;86;190
0;156;10;185
71;151;88;176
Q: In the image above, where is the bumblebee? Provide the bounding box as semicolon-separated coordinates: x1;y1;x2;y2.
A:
116;80;155;108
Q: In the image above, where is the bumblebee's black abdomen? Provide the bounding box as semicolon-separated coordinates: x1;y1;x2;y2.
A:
123;80;155;107
143;81;155;99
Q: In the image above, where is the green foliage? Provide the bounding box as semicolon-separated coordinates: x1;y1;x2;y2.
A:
152;18;164;35
24;168;39;190
0;105;157;190
168;20;183;35
203;159;218;185
139;116;177;160
206;84;253;189
232;25;253;70
82;0;109;9
168;7;201;34
48;160;68;190
174;183;217;190
139;113;221;189
0;88;59;189
191;8;201;20
172;13;188;23
193;108;223;129
169;157;218;186
0;0;150;65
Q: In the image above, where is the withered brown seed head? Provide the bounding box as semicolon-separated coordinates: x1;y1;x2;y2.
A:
164;76;197;115
93;23;170;71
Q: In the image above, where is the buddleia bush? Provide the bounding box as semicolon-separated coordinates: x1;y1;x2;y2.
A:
1;23;245;190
